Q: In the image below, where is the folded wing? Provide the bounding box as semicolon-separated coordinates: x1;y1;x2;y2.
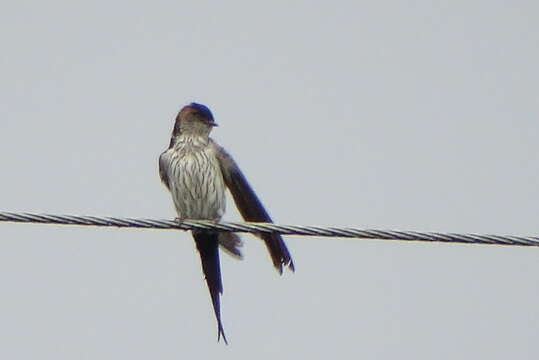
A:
214;142;294;273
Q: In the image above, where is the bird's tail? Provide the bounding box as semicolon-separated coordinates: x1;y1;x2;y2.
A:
193;230;228;344
218;232;243;259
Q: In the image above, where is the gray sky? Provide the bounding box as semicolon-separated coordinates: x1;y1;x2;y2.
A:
1;1;538;359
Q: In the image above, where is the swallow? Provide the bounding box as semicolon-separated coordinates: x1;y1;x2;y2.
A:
159;102;294;343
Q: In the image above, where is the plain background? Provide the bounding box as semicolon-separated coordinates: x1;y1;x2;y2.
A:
1;1;538;359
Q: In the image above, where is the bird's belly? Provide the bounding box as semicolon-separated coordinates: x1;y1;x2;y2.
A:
170;152;226;221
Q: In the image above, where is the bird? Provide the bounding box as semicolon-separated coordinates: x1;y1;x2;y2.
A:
159;102;294;344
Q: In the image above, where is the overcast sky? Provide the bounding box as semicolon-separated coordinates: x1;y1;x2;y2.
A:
1;1;538;359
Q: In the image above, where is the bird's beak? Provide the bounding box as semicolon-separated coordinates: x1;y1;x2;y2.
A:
210;121;219;127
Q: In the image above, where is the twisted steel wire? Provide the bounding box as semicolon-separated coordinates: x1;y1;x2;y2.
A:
1;211;538;247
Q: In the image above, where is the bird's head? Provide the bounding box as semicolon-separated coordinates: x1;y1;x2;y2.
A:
172;102;218;137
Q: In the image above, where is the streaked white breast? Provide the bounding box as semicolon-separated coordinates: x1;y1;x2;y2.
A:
166;136;226;221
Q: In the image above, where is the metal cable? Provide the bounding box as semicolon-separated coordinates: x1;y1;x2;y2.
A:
1;211;538;247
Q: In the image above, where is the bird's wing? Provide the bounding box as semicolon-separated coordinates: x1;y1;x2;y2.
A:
158;149;173;190
214;141;294;273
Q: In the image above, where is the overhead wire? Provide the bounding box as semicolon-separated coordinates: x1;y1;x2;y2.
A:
1;211;538;247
